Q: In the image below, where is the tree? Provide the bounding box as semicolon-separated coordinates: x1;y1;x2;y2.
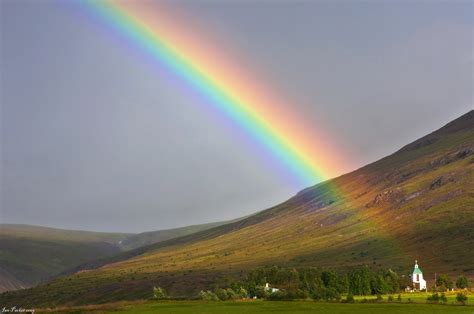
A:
215;288;229;301
384;269;400;293
246;281;257;297
300;267;324;295
152;286;167;299
456;275;469;289
286;268;300;291
398;275;411;291
225;288;239;300
324;287;341;301
236;287;248;299
371;273;389;295
254;285;269;299
436;274;453;290
348;267;371;295
337;274;349;294
321;270;338;290
199;290;219;301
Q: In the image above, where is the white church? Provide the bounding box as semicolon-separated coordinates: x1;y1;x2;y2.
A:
412;260;427;291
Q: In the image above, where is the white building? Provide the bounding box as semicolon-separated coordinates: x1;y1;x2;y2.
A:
264;283;279;293
412;260;427;290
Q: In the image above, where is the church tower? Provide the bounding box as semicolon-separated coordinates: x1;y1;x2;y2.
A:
412;260;427;290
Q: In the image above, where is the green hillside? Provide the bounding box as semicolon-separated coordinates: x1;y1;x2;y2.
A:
1;111;473;307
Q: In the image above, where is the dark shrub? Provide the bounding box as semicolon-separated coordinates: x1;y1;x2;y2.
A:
456;292;468;305
311;287;340;301
427;293;439;303
267;290;285;301
325;287;341;301
345;294;355;303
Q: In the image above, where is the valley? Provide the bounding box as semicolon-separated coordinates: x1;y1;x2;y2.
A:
1;111;472;308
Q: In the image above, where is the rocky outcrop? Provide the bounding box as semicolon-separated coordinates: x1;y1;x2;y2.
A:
366;188;404;208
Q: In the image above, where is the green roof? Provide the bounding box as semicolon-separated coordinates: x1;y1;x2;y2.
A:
413;266;423;275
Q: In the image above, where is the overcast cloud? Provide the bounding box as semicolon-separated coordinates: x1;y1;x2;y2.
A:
1;1;472;232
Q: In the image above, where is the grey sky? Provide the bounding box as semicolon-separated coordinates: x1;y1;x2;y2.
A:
1;1;472;233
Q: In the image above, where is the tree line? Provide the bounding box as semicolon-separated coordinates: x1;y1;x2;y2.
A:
239;265;407;300
152;265;470;302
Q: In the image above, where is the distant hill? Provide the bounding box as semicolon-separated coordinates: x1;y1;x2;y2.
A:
0;220;237;293
0;224;129;293
1;111;473;307
117;219;243;251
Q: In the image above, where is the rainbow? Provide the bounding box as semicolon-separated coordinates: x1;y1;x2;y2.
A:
81;1;348;186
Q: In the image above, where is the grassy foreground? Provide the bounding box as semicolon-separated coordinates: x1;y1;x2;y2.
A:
38;300;473;314
354;291;473;305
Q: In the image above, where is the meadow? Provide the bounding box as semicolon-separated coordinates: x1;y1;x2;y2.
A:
39;299;473;314
353;291;473;305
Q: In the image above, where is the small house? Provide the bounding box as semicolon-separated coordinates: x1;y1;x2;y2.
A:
264;283;279;293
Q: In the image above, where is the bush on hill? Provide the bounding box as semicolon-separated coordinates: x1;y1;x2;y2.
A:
152;286;167;299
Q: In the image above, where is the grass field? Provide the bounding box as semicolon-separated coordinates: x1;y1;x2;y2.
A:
39;300;474;314
353;291;473;305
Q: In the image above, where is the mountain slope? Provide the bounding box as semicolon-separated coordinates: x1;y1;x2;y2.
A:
1;111;473;307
